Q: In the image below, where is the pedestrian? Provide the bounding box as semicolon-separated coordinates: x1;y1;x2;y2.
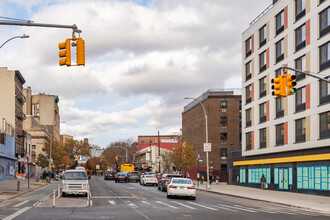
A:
260;174;267;190
201;175;204;184
185;172;190;179
215;175;220;184
209;174;213;185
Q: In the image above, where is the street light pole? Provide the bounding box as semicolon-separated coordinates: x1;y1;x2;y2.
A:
0;34;29;49
117;146;128;163
185;97;210;190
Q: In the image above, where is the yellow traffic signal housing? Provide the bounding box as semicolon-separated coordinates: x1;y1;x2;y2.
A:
76;38;85;66
59;39;71;66
271;75;287;97
286;74;297;95
115;156;118;161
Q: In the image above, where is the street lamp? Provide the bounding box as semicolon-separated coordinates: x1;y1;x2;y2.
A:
184;97;210;190
0;34;29;49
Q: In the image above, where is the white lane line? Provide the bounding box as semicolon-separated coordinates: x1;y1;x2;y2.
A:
141;201;150;205
186;202;218;211
234;205;277;214
211;205;237;212
108;200;116;205
91;196;136;199
218;204;256;213
13;200;29;208
156;201;178;209
3;207;31;220
125;201;138;209
171;201;196;210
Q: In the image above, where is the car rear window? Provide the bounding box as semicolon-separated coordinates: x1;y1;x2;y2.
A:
130;172;139;175
172;179;192;184
146;176;155;178
63;172;87;180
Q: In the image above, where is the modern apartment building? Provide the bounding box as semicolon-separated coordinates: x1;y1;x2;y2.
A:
238;0;330;195
182;90;241;181
60;134;73;146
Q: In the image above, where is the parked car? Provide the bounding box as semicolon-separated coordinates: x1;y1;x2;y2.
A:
140;175;158;186
115;172;128;183
104;171;116;180
167;178;196;200
61;169;90;197
158;174;183;192
127;171;140;182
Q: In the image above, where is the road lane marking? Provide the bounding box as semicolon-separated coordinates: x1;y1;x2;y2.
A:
217;204;256;213
13;200;29;207
187;202;218;211
108;200;116;205
141;201;150;205
171;201;196;210
210;205;237;212
234;205;277;214
156;201;178;209
3;207;31;220
91;196;136;199
125;201;138;208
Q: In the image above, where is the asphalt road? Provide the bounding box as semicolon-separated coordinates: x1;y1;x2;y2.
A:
0;176;329;220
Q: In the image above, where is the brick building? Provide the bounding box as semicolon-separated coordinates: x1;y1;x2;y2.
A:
182;90;241;181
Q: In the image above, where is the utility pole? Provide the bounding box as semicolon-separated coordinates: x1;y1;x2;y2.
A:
158;131;160;173
282;65;330;83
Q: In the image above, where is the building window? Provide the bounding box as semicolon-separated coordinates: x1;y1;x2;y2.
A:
320;79;330;105
246;132;252;151
276;10;284;35
276;97;284;118
275;68;282;78
220;117;227;127
320;111;330;139
246;108;252;127
239;117;242;128
32;104;35;116
276;123;285;146
276;38;284;63
259;128;266;149
245;84;252;104
295;0;306;21
320;42;330;71
220;148;227;158
259;77;267;98
0;164;4;174
296;87;306;112
245;61;252;81
220;101;227;109
259;25;267;48
36;103;39;110
259;102;267;124
259;51;266;72
240;132;242;145
295;55;306;81
246;37;252;57
320;0;326;4
220;133;227;142
239;101;242;110
295;24;306;51
32;145;36;150
320;7;330;37
296;118;306;143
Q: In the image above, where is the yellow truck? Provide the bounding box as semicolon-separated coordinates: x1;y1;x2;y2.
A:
120;164;134;172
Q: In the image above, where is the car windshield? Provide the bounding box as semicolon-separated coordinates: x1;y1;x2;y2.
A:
167;175;182;178
172;179;192;184
146;176;155;178
130;172;139;175
63;171;87;180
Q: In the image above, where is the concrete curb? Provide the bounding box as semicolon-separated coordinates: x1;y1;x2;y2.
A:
196;188;322;213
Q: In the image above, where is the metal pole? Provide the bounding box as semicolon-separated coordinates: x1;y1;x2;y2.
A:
49;132;53;179
197;159;199;187
158;131;160;173
282;65;330;83
0;21;81;33
0;35;29;49
126;149;128;163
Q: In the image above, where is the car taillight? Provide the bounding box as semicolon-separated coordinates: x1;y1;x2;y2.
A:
115;175;117;178
169;185;177;188
145;179;148;181
105;174;107;176
129;174;131;177
164;179;170;182
187;186;195;189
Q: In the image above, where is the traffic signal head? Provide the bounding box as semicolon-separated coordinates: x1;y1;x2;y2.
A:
115;156;118;161
59;39;71;66
286;74;297;95
271;75;288;97
76;38;85;66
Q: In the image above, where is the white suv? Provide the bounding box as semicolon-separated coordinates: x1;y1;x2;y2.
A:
61;169;90;197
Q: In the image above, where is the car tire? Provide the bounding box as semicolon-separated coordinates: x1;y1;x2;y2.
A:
167;194;171;199
62;192;66;197
158;186;160;190
191;196;196;200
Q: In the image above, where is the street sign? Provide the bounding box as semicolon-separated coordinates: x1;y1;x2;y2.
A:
197;154;201;159
203;143;211;152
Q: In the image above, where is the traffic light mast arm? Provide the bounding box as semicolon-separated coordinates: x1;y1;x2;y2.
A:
0;20;82;33
282;65;330;83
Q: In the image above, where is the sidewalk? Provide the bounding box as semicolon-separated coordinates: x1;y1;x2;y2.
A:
193;181;330;214
0;178;49;203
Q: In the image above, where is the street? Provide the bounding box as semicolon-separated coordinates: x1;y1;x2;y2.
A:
0;176;329;220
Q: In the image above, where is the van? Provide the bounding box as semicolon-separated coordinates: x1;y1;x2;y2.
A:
61;169;90;197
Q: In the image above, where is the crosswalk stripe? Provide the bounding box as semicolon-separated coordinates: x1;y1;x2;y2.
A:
108;200;116;205
141;201;150;205
234;205;277;214
218;204;256;213
13;200;29;208
187;202;218;211
156;201;178;209
210;205;237;212
171;201;196;210
125;201;138;209
3;207;31;220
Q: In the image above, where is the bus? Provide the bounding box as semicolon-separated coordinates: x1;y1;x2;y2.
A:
120;164;134;172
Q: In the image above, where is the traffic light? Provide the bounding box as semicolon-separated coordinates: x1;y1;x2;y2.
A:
115;156;118;161
286;74;297;96
271;75;286;98
59;39;71;66
76;38;85;66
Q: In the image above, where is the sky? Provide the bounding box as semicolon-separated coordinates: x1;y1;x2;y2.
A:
0;0;272;148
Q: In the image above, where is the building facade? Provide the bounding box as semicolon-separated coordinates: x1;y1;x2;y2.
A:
238;0;330;195
182;90;241;181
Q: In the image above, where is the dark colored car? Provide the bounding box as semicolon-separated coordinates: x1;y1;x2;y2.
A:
104;171;116;180
115;172;128;183
158;174;183;191
128;171;140;182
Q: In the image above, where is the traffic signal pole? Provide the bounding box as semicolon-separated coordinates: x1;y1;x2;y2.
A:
282;65;330;83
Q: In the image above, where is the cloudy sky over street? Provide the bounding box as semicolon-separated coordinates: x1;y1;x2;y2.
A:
0;0;272;147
